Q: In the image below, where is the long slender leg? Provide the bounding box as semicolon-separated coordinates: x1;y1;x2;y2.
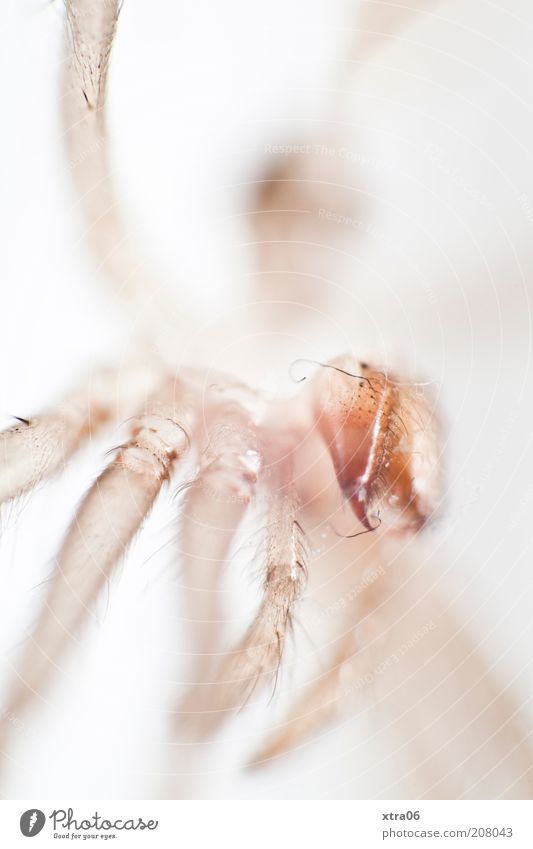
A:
182;436;307;736
249;628;360;766
0;364;156;507
250;542;533;799
64;0;187;354
248;529;387;766
0;376;193;729
177;388;261;692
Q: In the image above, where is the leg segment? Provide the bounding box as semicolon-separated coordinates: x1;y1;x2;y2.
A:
177;388;261;690
182;437;307;735
0;365;156;507
250;629;359;766
64;0;185;354
1;376;192;724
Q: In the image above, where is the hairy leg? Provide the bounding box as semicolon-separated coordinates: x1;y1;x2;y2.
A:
0;375;193;732
0;364;156;507
182;435;307;736
64;0;188;357
251;541;533;799
177;386;261;693
249;628;360;767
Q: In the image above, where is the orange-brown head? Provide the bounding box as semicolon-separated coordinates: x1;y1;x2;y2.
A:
312;356;442;534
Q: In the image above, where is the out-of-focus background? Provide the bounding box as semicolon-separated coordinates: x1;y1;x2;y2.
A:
0;0;532;798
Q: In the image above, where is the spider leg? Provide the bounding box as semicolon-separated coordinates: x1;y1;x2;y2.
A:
249;628;360;766
246;533;384;766
182;438;307;736
0;365;156;507
178;389;261;692
64;0;185;354
251;544;533;798
64;0;119;113
0;376;192;727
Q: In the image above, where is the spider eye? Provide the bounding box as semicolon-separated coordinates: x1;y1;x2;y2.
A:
313;357;442;534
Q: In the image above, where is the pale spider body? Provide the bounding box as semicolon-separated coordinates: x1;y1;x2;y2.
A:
0;0;440;775
1;0;533;800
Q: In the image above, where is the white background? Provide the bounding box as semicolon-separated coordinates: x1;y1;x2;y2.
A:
0;0;532;799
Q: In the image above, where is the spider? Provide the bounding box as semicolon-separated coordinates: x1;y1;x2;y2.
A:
0;357;441;752
0;0;440;767
1;0;531;799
